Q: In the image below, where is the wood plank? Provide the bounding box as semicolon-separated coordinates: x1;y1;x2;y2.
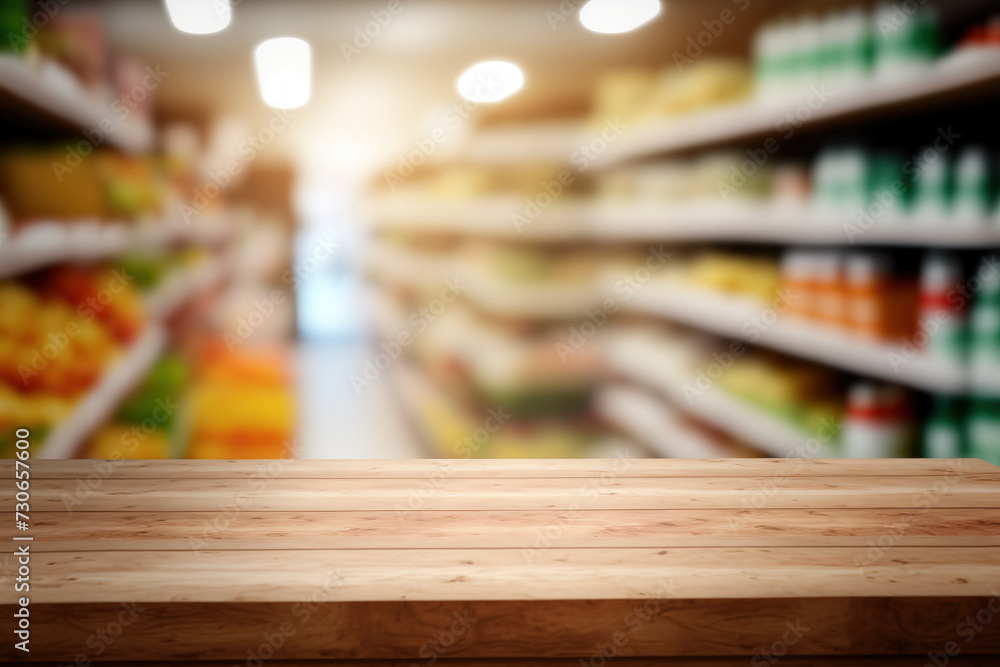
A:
4;546;999;604
8;475;999;512
17;661;1000;667
10;508;1000;551
6;457;996;479
8;598;1000;661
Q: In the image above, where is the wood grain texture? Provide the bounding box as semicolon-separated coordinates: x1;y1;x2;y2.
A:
6;546;1000;604
7;474;1000;512
5;458;998;662
6;598;1000;662
6;457;994;479
15;662;1000;667
9;508;1000;551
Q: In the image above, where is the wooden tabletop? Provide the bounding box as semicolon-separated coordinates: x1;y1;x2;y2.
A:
2;457;1000;663
3;457;999;604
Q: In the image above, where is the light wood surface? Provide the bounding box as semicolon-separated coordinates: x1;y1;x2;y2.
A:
2;458;998;662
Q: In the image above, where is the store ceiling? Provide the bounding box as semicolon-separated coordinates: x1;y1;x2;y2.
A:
79;0;803;174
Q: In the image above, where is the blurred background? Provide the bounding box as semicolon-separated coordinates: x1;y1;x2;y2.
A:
1;0;999;462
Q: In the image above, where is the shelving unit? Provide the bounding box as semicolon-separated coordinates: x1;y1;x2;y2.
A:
0;219;231;280
595;48;1000;167
369;198;1000;247
606;330;838;458
596;384;732;459
39;325;168;458
623;282;968;393
0;54;154;153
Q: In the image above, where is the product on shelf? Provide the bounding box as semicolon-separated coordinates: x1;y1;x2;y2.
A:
590;59;751;128
781;248;919;342
185;340;294;458
842;381;914;458
923;394;1000;465
86;353;190;459
923;394;964;459
752;5;941;98
0;150;164;224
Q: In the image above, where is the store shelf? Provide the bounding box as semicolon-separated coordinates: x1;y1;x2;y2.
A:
0;219;231;279
596;48;1000;167
39;325;168;458
366;241;600;319
606;330;838;458
591;202;1000;247
622;283;967;394
146;256;231;319
596;384;731;459
0;55;154;153
367;197;1000;247
366;196;591;242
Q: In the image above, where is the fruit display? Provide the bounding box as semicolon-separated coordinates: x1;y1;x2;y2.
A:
0;262;149;456
0;150;165;225
86;354;190;459
185;340;295;459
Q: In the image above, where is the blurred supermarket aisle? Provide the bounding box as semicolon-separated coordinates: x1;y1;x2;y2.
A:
295;340;422;459
2;0;1000;463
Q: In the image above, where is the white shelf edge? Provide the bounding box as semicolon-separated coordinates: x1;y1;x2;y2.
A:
623;283;968;394
606;332;838;458
0;55;154;153
39;325;168;459
0;219;231;280
595;384;732;459
365;197;1000;247
596;48;1000;167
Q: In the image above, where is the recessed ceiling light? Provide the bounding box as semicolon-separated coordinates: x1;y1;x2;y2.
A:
164;0;231;35
579;0;661;34
457;61;524;103
255;37;312;109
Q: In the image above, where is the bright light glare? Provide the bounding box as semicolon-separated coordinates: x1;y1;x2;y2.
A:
457;61;524;103
579;0;661;34
164;0;231;35
255;37;312;109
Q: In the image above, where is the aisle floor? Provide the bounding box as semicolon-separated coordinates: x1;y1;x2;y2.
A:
295;341;424;459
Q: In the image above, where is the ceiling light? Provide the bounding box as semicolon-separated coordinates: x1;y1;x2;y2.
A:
579;0;661;34
164;0;231;35
457;61;524;103
255;37;312;109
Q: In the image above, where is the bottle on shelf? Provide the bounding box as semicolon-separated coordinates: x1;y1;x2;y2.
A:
922;395;964;459
842;381;913;458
